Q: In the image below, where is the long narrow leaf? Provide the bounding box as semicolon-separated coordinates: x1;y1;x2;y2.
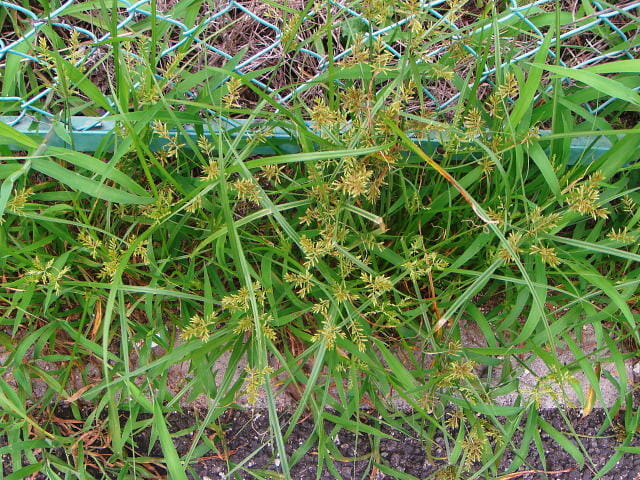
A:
535;63;640;106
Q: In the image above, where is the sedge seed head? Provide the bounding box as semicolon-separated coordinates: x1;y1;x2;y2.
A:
221;287;250;313
261;164;284;184
25;256;68;293
6;187;33;214
530;244;561;267
621;195;636;215
310;97;343;129
311;320;344;350
333;164;373;198
529;207;561;236
361;273;393;304
608;227;635;243
244;366;274;405
182;313;218;342
461;430;485;469
445;360;478;382
349;321;367;352
231;179;260;204
485;93;502;119
497;72;519;99
223;77;243;108
284;270;313;298
78;230;102;258
434;465;457;480
565;173;608;220
233;315;253;335
497;231;524;263
202;160;220;181
445;409;464;430
463;108;484;138
197;135;214;155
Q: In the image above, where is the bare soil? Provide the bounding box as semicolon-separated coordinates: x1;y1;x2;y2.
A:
3;407;640;479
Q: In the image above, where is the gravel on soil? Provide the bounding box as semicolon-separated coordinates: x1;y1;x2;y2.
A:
2;407;640;479
178;408;640;480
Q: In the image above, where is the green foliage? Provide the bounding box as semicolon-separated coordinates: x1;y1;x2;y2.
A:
1;0;640;478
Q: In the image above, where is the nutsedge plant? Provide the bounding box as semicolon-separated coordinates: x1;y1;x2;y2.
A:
0;0;639;478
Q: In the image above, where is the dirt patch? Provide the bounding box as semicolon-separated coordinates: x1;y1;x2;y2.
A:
2;406;639;479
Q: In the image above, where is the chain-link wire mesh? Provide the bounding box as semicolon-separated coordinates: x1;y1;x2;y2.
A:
1;0;639;132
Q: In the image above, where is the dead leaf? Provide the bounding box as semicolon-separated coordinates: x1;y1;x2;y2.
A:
581;362;601;418
91;299;102;340
65;384;93;403
498;468;573;479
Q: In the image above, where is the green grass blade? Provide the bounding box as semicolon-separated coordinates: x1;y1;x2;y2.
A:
153;401;188;480
31;157;153;204
536;63;640;106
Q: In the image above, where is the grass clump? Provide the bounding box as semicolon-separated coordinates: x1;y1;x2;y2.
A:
1;0;640;478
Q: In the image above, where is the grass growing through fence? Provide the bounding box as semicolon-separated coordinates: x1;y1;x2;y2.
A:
1;0;640;478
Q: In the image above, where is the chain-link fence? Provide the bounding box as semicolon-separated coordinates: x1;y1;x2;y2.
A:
1;0;639;133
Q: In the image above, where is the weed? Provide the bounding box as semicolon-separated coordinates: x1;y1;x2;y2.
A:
0;0;639;478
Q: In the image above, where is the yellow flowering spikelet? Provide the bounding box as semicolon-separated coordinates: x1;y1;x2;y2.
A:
445;409;464;430
284;269;313;298
461;429;485;470
311;320;345;350
463;108;484;138
528;207;561;236
333;163;373;198
201;160;220;181
361;272;393;304
222;283;266;315
244;366;274;405
434;465;457;480
497;231;524;263
233;315;253;335
404;238;449;280
485;93;502;119
197;135;215;156
25;256;69;294
530;244;561;267
182;313;218;342
565;172;608;220
608;227;635;243
299;236;334;268
445;360;478;383
332;282;357;303
233;313;276;341
152;120;184;159
349;321;367;353
223;77;243;108
127;234;149;262
231;179;261;204
621;195;636;215
362;0;391;24
140;187;174;222
221;286;251;313
78;230;102;257
310;97;343;129
6;187;33;214
497;72;519;99
260;164;284;185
